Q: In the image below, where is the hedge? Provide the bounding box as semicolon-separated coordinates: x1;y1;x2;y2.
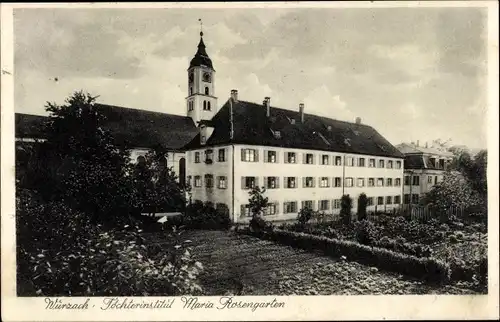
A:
243;228;451;283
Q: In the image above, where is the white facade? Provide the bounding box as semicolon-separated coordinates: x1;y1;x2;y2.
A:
186;144;404;223
129;148;186;181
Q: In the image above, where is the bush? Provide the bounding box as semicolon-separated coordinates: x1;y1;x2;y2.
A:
16;190;204;296
297;207;314;226
241;228;450;283
181;201;231;230
357;193;368;221
354;220;380;245
249;215;273;233
340;195;353;225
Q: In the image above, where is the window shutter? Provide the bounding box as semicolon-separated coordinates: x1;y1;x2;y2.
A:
284;152;288;164
255;150;259;162
312;177;316;188
284;176;287;188
241;177;245;189
241;149;245;161
312;200;316;211
240;205;246;217
255;176;259;187
263;176;268;188
275;202;280;215
275;151;279;163
301;201;305;209
264;151;268;163
302;177;306;188
276;177;280;188
302;153;306;164
295;177;298;188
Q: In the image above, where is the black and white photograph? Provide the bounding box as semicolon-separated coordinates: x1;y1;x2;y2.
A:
1;2;499;321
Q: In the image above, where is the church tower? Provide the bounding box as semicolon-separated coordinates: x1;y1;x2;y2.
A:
187;30;217;125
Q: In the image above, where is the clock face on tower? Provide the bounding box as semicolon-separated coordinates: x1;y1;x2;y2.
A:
202;72;212;83
188;72;194;83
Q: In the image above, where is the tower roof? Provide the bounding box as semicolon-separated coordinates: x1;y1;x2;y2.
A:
189;32;214;70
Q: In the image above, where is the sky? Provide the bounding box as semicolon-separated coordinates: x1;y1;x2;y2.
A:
13;7;488;149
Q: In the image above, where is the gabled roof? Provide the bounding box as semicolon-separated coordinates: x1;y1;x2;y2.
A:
396;143;454;157
184;99;404;158
15;104;198;151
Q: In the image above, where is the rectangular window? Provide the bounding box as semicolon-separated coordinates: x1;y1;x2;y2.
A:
377;178;384;187
304;153;314;164
357;178;365;187
265;150;277;163
241;149;258;162
379;160;385;168
205;174;214;188
395;178;401;186
404;176;411;185
242;176;257;189
285;177;297;188
194;175;201;187
412;175;420;186
428;176;433;184
396;161;402;169
367;197;374;206
368;178;375;187
302;200;314;210
334;177;342;187
266;176;279;189
386;196;392;205
386;178;393;186
241;204;251;217
322;155;329;165
335;156;342;166
218;149;226;162
285;152;297;164
264;203;278;216
217;176;227;189
369;158;376;167
195;152;200;163
403;194;411;204
303;176;315;188
358;158;365;167
320;177;330;188
394;195;401;204
345;177;354;187
205;149;213;163
412;194;419;204
377;197;384;205
387;160;393;169
346;157;354;167
319;200;330;211
333;199;341;209
284;201;298;214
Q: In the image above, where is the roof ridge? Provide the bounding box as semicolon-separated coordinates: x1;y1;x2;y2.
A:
96;103;190;119
236;99;368;128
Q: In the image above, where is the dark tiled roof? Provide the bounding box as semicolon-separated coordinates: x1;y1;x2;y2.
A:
184;99;404;158
189;36;214;70
15;104;198;151
15;113;47;139
404;155;448;170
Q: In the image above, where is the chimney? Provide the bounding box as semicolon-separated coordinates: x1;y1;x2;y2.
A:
417;140;420;147
264;97;271;117
230;89;238;102
425;142;428;148
355;117;361;124
299;103;305;122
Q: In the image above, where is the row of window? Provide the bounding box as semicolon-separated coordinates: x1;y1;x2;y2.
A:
404;175;442;186
187;100;213;112
187;175;403;189
191;148;402;169
241;196;402;217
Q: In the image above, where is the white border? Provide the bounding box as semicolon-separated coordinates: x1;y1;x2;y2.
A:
1;2;499;321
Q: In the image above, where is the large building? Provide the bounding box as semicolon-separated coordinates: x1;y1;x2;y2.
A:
396;142;454;205
15;31;405;222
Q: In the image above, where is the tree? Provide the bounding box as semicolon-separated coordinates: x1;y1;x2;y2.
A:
340;194;353;225
131;149;186;217
357;193;368;221
38;91;133;223
247;186;269;232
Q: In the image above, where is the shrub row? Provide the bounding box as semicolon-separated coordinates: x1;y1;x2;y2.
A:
243;228;451;283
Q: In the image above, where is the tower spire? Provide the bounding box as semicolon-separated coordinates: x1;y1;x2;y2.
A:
199;18;203;37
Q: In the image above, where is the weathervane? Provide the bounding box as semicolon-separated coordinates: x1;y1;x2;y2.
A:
199;18;203;36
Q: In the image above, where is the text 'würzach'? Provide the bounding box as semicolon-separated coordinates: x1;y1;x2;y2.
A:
45;298;90;310
181;297;285;312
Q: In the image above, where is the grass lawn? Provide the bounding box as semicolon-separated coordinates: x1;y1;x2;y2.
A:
144;230;480;295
